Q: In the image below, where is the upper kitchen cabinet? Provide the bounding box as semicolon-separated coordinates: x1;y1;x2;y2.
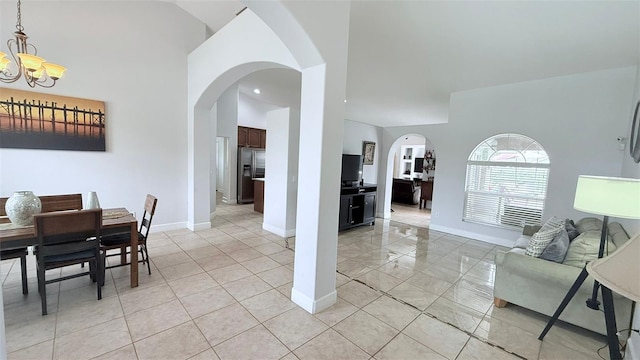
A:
238;126;266;148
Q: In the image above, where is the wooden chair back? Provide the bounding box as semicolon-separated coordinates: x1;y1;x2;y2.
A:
140;194;158;240
0;193;83;218
34;209;102;257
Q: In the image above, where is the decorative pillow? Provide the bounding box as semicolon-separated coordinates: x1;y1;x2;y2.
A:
525;227;560;257
525;216;564;257
539;229;570;263
540;216;565;232
565;219;580;241
562;230;617;268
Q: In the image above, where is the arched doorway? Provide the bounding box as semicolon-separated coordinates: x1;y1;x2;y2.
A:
385;134;437;228
187;4;351;314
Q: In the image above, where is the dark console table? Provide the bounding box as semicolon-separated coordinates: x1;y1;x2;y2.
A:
339;184;377;231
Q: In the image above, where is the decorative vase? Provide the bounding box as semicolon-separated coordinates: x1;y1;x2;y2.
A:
86;191;100;209
5;191;42;226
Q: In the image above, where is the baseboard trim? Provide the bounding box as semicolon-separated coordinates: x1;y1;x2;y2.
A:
429;224;514;247
149;222;188;233
188;221;212;232
291;287;337;314
262;223;296;237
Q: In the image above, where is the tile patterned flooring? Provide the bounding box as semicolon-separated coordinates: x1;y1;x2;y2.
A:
1;202;609;360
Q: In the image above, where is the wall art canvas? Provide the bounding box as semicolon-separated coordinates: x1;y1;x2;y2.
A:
0;87;105;151
362;141;376;165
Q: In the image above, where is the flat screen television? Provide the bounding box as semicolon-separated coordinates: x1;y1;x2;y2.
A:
341;154;362;186
414;158;424;173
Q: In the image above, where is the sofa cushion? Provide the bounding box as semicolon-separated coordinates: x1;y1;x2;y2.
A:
539;229;570;263
575;217;603;233
525;216;564;257
608;222;629;248
514;235;531;249
562;230;617;268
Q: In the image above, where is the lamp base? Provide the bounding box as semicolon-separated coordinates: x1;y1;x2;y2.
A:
586;297;601;310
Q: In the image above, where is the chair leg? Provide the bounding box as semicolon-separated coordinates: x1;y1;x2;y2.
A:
97;257;103;300
37;265;47;316
20;255;28;295
143;245;151;275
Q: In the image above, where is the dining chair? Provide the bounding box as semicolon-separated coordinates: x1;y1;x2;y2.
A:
101;194;157;275
1;247;29;295
34;208;103;316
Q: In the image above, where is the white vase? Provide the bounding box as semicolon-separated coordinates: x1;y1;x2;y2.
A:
5;191;42;226
86;191;100;209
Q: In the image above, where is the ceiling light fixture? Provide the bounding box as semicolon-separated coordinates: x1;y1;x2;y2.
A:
253;88;261;94
0;0;66;88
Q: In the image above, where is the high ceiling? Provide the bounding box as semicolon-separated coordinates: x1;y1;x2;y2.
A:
169;1;640;127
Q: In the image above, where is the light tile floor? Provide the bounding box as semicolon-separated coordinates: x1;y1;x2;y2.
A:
1;202;610;360
389;202;431;229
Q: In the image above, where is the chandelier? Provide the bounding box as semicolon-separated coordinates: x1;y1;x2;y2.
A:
0;0;66;88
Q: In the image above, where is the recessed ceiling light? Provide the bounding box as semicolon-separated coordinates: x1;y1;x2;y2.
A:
253;88;261;94
344;99;347;103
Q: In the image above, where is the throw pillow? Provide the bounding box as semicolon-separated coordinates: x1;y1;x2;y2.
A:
563;230;617;268
565;219;580;241
539;229;570;263
525;223;564;257
540;216;565;232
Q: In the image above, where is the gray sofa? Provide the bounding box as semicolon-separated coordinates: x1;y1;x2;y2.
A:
493;217;634;335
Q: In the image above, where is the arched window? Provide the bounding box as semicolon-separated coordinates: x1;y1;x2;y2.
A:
463;134;550;228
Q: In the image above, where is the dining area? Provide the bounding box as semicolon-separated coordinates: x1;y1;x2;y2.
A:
0;192;157;316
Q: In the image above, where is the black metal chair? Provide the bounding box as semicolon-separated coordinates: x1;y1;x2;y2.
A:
34;209;104;316
101;194;157;275
1;247;29;294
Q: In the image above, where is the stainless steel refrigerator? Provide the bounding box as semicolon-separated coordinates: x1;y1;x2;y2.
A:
237;147;266;204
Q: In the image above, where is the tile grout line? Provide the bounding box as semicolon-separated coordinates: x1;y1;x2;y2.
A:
337;269;529;360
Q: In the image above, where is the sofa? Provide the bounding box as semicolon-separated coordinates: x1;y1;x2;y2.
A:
493;217;634;335
392;178;420;205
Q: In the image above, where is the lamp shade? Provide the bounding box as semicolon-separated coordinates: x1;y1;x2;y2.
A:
587;232;640;302
573;176;640;219
0;57;9;71
42;62;67;80
16;53;45;72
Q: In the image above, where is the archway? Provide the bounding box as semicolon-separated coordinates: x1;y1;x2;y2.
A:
383;134;437;228
187;4;351;314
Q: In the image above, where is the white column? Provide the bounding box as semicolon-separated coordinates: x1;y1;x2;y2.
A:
291;65;346;313
188;106;212;231
263;107;300;237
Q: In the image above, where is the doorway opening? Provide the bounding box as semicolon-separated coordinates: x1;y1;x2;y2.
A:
388;134;436;228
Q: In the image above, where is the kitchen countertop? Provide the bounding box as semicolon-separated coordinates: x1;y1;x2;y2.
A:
252;178;265;182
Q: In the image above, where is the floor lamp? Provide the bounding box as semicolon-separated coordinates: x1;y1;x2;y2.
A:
538;176;640;360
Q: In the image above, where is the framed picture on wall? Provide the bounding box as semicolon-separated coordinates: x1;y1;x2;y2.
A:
0;87;106;151
362;141;376;165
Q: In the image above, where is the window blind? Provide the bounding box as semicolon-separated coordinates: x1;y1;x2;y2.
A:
463;161;550;228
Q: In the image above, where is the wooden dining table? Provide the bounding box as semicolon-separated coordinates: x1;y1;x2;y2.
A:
0;208;139;288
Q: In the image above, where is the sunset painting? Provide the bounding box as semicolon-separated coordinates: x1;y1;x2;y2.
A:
0;88;105;151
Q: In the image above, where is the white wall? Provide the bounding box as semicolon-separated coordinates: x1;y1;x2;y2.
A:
263;107;300;237
238;92;279;130
380;67;638;246
0;1;206;230
342;120;382;184
391;135;426;178
216;84;239;204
